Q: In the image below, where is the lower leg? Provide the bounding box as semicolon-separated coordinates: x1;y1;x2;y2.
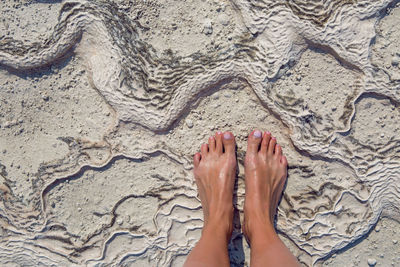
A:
248;222;299;267
244;130;300;267
184;132;237;267
184;221;231;267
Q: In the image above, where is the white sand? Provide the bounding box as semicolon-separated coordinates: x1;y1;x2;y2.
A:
0;0;399;266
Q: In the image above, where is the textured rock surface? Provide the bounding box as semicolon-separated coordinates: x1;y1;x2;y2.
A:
0;0;399;266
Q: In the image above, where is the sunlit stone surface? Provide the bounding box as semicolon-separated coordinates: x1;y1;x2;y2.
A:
0;0;399;266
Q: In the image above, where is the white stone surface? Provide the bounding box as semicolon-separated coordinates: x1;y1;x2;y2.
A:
0;0;399;266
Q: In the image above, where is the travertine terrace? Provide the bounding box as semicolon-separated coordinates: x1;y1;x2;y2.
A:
0;0;399;266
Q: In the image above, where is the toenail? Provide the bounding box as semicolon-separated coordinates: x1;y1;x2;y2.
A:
266;131;271;135
224;132;232;140
217;131;222;135
254;130;262;138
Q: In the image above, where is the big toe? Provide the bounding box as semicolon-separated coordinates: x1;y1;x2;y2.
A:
247;130;262;155
222;131;236;154
193;152;201;168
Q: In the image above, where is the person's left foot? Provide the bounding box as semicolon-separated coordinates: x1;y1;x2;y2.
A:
193;131;237;240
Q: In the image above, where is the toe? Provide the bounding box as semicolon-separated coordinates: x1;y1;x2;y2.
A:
247;130;262;155
222;131;235;154
275;143;282;158
193;152;201;167
260;131;271;154
201;143;209;155
208;136;216;152
268;136;277;154
215;131;223;154
281;155;288;166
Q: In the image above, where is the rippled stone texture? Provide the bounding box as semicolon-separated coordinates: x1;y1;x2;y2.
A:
0;0;399;266
286;0;357;26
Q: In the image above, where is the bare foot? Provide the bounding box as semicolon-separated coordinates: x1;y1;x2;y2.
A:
243;130;288;243
193;131;237;241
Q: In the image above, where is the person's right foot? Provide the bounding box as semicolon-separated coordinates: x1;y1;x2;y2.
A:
193;131;237;242
243;130;288;243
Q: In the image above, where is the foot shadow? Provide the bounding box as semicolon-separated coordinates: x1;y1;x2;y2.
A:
228;149;246;267
228;207;246;267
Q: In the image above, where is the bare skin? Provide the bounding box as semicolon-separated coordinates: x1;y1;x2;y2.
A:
184;130;300;267
184;131;236;267
244;130;300;267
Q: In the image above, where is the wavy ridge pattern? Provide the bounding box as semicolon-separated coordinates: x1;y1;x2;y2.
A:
0;0;399;266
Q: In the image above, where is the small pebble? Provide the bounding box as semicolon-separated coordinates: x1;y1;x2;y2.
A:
216;4;226;12
186;119;194;128
77;207;82;212
203;19;213;35
42;93;49;101
218;14;230;26
393;239;398;244
375;225;381;232
367;258;377;266
117;218;123;225
392;56;399;66
257;113;266;121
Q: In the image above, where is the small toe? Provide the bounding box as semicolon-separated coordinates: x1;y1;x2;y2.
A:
193;153;201;167
222;131;235;154
201;143;209;155
281;155;288;166
215;131;223;153
247;130;262;155
208;136;216;152
260;131;271;154
268;137;277;154
275;143;282;157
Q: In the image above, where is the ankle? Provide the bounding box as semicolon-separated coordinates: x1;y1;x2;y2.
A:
202;218;233;244
244;215;276;242
206;205;234;227
248;222;280;247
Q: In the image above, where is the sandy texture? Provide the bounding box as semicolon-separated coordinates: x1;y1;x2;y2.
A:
0;0;399;266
